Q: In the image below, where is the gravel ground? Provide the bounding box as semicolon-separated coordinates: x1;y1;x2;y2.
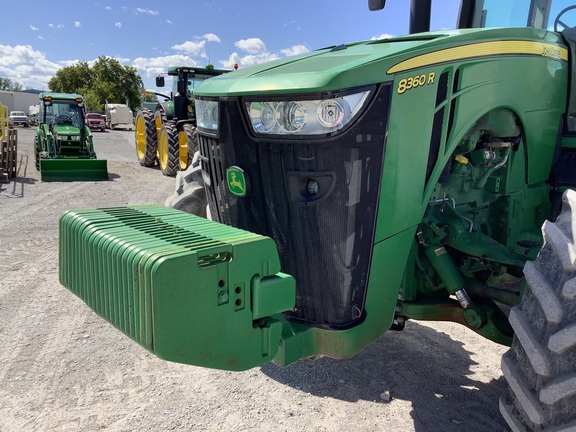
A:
0;127;509;432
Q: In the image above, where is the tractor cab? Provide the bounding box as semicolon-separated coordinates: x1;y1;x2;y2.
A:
48;102;85;128
154;65;229;123
371;0;575;33
41;94;85;128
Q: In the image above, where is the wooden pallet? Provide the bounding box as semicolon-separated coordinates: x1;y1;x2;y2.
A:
0;129;17;183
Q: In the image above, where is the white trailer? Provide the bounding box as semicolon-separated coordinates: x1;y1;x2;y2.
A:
104;103;134;130
28;104;40;125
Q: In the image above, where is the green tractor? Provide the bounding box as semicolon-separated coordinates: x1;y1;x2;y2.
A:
134;65;229;176
60;1;576;430
35;92;108;181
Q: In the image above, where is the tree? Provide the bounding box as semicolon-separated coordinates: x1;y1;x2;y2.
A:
142;92;159;103
48;57;144;112
0;77;23;92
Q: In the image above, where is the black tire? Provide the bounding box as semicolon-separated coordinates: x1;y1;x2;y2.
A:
178;123;198;171
500;190;576;431
158;122;179;177
135;108;156;167
165;151;208;218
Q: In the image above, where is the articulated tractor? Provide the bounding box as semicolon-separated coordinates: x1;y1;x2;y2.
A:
35;92;108;181
59;1;576;430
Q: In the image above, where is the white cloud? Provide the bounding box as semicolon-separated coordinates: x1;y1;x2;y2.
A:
166;19;173;24
135;7;159;15
105;6;112;10
221;51;279;69
371;33;394;40
0;44;63;89
115;22;122;28
29;25;39;31
74;21;81;28
280;45;309;57
171;40;207;57
38;36;44;40
48;23;65;29
235;38;266;54
202;33;221;43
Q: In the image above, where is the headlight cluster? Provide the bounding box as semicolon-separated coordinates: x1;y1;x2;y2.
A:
59;135;80;141
195;99;219;131
245;89;372;136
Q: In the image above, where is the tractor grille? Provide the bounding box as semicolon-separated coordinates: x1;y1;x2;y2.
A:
199;84;391;329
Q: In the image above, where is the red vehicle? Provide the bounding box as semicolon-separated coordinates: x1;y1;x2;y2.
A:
86;113;106;132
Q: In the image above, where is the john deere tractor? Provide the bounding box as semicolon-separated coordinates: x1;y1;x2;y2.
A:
35;92;108;181
135;65;229;176
60;1;576;430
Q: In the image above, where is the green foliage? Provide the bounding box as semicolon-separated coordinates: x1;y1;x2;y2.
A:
0;77;23;91
142;92;159;103
48;57;144;112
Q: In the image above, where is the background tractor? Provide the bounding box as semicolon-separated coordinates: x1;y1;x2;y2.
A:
134;65;229;176
35;92;108;181
60;1;576;430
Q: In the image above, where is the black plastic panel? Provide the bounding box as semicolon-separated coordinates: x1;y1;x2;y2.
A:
198;84;391;329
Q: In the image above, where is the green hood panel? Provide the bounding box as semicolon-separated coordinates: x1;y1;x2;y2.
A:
196;27;564;96
53;125;82;135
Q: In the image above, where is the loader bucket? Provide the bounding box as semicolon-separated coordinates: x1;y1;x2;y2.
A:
58;205;296;371
40;158;109;182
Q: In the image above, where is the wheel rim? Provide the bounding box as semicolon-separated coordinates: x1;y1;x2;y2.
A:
155;116;163;137
158;128;168;169
178;130;189;170
135;116;147;159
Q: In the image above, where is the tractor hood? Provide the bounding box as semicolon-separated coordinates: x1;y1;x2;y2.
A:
195;27;563;97
53;125;82;136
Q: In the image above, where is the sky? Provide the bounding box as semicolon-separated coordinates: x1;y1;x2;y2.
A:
0;0;462;93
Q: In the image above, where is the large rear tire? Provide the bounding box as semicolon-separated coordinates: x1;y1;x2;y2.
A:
158;122;179;177
135;108;156;167
178;123;198;171
500;190;576;431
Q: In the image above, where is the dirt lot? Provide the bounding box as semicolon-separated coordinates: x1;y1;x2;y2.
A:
0;127;509;432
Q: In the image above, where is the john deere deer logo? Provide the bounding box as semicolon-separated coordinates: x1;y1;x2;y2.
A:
226;166;248;197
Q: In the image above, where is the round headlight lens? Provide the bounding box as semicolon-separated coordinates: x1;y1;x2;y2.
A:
306;178;319;196
248;102;278;132
259;102;277;132
317;100;345;128
278;101;305;132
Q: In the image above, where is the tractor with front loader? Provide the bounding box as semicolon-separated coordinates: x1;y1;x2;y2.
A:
59;1;576;430
134;65;229;176
35;92;108;181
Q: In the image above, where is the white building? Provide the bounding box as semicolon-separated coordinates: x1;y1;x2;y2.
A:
0;90;42;114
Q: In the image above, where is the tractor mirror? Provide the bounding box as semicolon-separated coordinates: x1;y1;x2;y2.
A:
368;0;385;11
156;76;165;87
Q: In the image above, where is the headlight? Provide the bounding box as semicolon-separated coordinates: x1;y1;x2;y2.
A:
245;88;372;136
195;99;219;131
